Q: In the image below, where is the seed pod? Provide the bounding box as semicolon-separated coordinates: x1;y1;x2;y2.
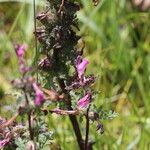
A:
132;0;150;11
26;141;35;150
92;0;99;6
34;28;46;43
38;57;53;71
42;88;65;101
96;122;104;134
36;12;48;24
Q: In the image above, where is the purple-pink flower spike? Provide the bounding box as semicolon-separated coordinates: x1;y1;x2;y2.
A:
32;83;44;106
78;93;91;109
0;139;10;149
16;44;32;74
76;56;89;79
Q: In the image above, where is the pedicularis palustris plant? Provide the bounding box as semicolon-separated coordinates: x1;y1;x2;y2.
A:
0;0;117;150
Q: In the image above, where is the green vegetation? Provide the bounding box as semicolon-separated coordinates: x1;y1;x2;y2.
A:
0;0;150;149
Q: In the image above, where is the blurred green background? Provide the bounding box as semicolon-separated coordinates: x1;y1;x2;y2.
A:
0;0;150;149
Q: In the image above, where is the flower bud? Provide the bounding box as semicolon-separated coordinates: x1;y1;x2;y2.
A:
26;141;35;150
77;92;92;109
96;123;104;134
38;57;53;71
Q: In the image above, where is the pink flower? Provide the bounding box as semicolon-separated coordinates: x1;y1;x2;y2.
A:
77;93;91;108
15;44;30;74
16;44;26;58
75;56;89;79
32;83;44;106
0;138;10;149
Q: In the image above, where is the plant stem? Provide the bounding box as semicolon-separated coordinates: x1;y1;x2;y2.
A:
33;0;38;82
58;0;65;14
28;111;33;141
69;115;84;150
58;79;84;150
85;106;90;150
24;91;34;141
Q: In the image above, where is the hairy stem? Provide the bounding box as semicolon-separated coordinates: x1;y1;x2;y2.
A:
69;115;84;150
58;0;65;14
58;79;84;150
85;106;90;150
24;91;34;141
33;0;38;81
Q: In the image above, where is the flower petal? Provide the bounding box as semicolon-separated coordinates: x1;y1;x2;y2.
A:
77;93;91;108
76;56;89;79
33;83;44;106
0;139;10;149
16;44;26;58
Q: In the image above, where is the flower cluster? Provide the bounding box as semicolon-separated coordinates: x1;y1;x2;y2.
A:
35;2;104;147
0;114;52;149
0;115;25;149
15;44;31;74
35;0;97;112
66;56;95;90
0;45;50;149
1;0;111;149
14;45;44;106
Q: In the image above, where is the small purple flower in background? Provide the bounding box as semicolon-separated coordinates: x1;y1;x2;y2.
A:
77;92;91;109
75;56;89;79
32;83;44;106
16;44;26;58
0;138;10;149
15;44;31;74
